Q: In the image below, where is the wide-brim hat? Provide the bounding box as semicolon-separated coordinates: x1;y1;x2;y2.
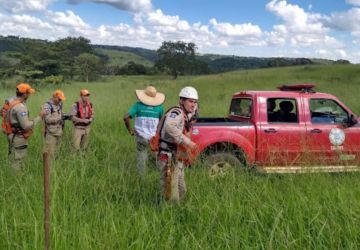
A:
135;86;165;106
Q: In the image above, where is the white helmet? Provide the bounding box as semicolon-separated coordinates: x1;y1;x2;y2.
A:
179;86;198;100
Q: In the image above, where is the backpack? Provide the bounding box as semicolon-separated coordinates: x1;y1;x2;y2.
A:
46;101;62;114
149;106;185;152
150;106;198;165
1;98;22;135
149;115;166;152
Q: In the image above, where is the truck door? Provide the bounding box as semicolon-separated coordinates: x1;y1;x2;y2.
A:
258;97;307;166
305;98;360;165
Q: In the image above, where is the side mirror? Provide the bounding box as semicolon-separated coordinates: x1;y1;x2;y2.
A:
344;114;358;127
351;114;358;126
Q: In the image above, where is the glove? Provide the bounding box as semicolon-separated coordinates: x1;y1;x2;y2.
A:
62;114;72;121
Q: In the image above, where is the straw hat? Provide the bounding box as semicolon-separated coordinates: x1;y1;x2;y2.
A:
135;86;165;106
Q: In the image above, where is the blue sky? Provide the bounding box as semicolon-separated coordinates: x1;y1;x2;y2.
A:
0;0;360;62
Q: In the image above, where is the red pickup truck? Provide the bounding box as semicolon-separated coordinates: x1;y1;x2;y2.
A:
190;84;360;175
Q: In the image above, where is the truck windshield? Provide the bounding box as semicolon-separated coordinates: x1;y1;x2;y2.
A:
229;98;252;118
310;98;348;124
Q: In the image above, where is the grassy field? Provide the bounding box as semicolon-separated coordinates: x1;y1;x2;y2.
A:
1;64;360;249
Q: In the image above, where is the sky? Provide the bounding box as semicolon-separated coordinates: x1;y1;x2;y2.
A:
0;0;360;62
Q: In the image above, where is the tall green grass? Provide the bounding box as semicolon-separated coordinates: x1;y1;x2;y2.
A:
1;64;360;249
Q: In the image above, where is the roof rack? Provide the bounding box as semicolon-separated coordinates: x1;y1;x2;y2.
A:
277;84;316;93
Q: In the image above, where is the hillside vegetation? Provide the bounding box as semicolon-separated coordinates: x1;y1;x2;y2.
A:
1;65;360;249
1;36;351;81
94;48;153;67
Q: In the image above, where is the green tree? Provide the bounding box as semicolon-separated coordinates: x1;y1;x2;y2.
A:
52;37;93;79
115;61;147;75
334;59;350;64
267;58;292;67
155;41;199;79
75;53;101;82
15;69;43;84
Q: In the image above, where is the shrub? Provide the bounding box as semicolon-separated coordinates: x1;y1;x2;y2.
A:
39;75;64;85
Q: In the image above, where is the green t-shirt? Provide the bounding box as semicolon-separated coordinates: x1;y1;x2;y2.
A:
128;102;164;140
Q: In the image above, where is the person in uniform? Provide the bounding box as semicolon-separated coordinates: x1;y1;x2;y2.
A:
124;85;165;177
42;90;66;159
70;89;94;152
7;83;44;171
157;86;198;202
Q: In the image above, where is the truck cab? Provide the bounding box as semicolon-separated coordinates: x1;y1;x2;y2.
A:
191;84;360;174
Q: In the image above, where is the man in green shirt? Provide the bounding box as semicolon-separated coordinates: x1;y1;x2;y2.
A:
124;86;165;177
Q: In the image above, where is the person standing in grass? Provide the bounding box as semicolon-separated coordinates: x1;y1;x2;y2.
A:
124;85;165;178
42;90;66;159
5;83;44;171
71;89;94;152
157;86;198;202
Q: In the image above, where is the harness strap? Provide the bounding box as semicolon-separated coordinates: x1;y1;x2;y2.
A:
47;101;62;114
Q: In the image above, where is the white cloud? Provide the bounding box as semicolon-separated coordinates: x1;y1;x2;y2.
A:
346;0;360;6
46;10;89;28
135;11;265;47
67;0;152;13
265;0;343;50
266;0;327;34
327;8;360;31
146;9;190;31
0;14;58;39
0;0;54;13
325;8;360;43
209;18;262;37
0;11;95;41
206;18;265;47
0;0;359;62
266;28;286;46
315;49;328;56
98;25;110;38
315;49;348;60
335;49;347;58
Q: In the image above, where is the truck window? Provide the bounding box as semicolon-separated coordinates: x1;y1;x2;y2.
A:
267;98;298;123
309;99;348;124
229;98;252;118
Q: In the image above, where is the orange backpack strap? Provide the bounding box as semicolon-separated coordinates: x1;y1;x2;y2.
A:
9;99;22;109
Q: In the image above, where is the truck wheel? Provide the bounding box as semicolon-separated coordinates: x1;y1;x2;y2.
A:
204;153;243;177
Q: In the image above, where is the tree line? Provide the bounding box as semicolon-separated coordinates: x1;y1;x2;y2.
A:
0;36;102;84
0;37;210;83
0;36;351;84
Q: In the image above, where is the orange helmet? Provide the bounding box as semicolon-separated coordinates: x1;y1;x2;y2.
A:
53;90;66;101
16;83;35;94
80;89;90;96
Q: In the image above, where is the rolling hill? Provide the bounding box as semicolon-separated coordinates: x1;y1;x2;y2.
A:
0;35;352;74
94;48;153;67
